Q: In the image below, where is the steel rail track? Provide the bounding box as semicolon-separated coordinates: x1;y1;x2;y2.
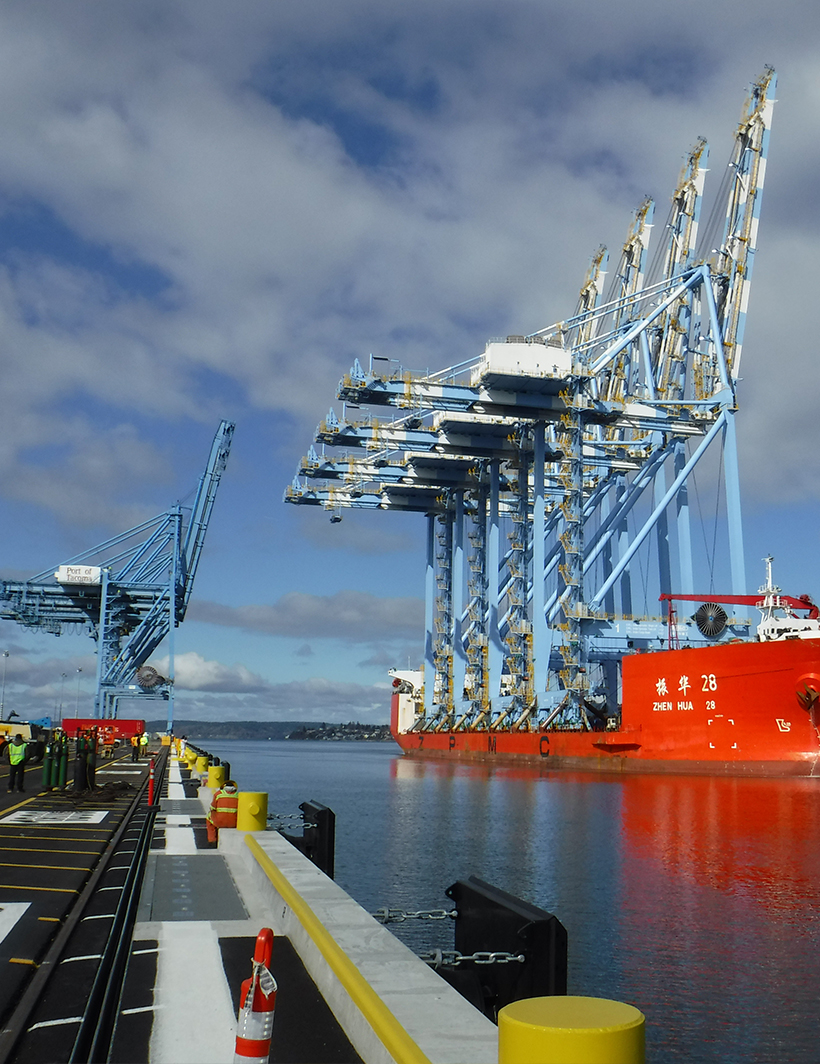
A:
0;747;169;1064
70;748;168;1063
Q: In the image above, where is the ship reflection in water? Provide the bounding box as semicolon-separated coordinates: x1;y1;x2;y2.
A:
388;757;820;1063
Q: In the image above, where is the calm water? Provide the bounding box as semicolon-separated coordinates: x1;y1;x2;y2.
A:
214;739;820;1063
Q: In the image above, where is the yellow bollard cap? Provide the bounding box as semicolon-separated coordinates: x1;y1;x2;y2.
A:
498;996;645;1064
236;791;268;832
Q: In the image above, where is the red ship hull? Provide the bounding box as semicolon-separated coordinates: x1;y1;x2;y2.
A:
391;639;820;776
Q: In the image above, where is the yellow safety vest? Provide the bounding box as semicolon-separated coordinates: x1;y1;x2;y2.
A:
9;741;26;765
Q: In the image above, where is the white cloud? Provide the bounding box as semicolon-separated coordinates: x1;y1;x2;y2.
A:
187;590;424;642
155;651;270;693
1;1;819;678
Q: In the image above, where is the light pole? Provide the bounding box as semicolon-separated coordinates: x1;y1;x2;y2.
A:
0;651;8;722
58;671;68;725
74;668;83;718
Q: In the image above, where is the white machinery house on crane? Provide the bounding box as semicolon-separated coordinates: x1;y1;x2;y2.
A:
286;70;776;734
1;421;234;731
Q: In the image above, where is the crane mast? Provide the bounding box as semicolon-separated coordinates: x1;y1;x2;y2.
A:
286;71;776;733
1;420;235;730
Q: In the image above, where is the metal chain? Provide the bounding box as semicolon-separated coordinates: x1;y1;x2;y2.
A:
419;949;526;968
371;907;457;924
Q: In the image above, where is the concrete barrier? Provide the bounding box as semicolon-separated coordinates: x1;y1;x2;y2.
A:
219;830;498;1064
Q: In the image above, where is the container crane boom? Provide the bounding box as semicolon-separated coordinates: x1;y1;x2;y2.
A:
0;420;235;725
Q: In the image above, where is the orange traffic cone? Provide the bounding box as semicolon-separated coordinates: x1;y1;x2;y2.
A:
234;928;277;1064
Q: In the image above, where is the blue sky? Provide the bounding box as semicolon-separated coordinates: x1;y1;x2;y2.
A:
1;0;819;723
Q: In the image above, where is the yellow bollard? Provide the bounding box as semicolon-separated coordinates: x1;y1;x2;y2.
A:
185;749;197;768
498;996;645;1064
207;764;226;790
195;755;209;775
236;792;268;832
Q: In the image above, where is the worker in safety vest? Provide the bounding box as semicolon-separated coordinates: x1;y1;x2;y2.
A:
139;732;149;755
7;734;29;793
130;733;140;762
206;780;239;845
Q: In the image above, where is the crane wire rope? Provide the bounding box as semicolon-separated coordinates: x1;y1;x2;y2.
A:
709;436;726;596
689;438;720;595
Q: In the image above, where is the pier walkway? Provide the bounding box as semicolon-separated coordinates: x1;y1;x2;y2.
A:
1;749;498;1064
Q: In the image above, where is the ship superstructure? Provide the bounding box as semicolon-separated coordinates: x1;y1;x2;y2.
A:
286;72;779;739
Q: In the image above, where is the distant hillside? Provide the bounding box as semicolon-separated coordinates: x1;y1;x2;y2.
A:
145;719;395;743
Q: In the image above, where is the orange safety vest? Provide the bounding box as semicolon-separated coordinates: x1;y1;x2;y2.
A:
207;789;238;829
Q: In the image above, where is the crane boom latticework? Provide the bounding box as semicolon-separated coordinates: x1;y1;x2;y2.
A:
1;420;235;727
285;71;775;733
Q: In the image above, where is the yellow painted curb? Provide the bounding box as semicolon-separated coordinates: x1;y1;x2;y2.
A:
246;835;432;1064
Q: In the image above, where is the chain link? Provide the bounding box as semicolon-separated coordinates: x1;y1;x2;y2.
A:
419;949;526;968
371;907;457;924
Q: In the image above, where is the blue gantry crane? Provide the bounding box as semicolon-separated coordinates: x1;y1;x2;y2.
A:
1;420;234;731
285;70;776;733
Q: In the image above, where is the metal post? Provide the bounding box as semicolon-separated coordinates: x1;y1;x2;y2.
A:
58;671;67;727
0;651;8;722
424;513;436;721
488;460;502;704
452;490;467;716
532;424;549;697
653;445;672;597
75;668;83;718
675;441;694;594
93;568;110;719
722;409;747;594
166;544;177;735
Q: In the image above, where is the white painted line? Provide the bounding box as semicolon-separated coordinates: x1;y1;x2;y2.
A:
166;783;186;800
60;954;102;964
82;914;115;922
0;903;30;946
162;815;191;826
150;923;235;1063
133;948;159;956
122;1005;162;1015
28;1017;82;1031
163;827;197;855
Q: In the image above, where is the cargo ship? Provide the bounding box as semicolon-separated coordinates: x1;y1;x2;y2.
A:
390;560;820;776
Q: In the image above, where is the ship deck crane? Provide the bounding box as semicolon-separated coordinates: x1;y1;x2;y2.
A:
285;70;776;734
1;421;234;731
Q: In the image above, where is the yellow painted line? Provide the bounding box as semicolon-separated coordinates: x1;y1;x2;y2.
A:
8;958;38;966
38;917;61;922
0;884;78;894
0;847;99;855
0;862;89;871
0;795;42;817
246;836;432;1064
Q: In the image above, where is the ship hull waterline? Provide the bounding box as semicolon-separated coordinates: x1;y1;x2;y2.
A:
391;638;820;778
